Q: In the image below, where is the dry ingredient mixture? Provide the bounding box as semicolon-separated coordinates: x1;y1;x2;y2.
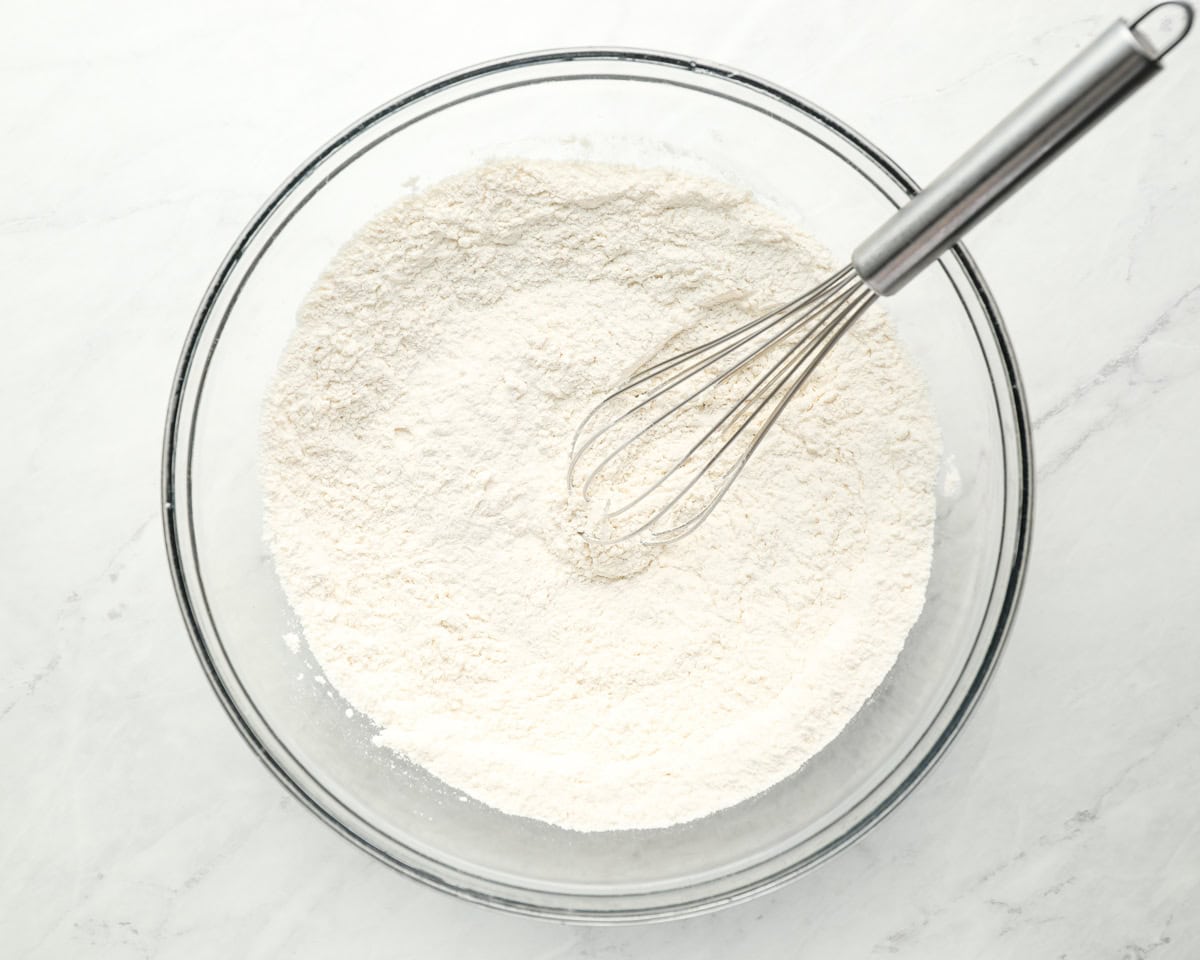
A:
261;159;940;831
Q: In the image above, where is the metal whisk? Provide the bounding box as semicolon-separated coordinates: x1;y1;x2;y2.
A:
569;2;1192;545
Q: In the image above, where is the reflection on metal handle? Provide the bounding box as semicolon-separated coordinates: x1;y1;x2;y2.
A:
852;3;1193;296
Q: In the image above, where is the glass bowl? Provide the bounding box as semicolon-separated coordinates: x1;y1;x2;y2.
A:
162;49;1032;923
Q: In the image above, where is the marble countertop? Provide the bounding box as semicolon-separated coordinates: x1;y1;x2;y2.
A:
5;0;1199;954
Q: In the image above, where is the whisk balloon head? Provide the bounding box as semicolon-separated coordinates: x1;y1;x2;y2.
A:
568;266;876;545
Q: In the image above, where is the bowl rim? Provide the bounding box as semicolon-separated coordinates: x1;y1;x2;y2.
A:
162;46;1034;923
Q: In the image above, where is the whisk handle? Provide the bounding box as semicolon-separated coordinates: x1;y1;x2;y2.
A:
852;3;1193;297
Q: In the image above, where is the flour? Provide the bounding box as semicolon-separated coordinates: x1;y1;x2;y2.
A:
260;159;940;831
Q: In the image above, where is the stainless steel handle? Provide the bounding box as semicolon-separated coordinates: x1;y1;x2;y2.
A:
852;2;1193;296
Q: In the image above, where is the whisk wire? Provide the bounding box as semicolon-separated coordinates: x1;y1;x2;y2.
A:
601;279;865;521
619;286;877;544
569;266;857;494
569;265;878;545
601;266;856;395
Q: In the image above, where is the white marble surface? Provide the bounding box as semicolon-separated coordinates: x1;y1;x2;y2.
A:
4;0;1199;954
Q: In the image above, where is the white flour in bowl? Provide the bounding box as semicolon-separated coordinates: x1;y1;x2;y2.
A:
261;159;940;831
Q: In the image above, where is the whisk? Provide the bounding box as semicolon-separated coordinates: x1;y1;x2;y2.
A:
569;2;1192;544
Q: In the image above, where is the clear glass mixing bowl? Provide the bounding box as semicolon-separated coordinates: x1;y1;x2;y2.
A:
163;50;1032;922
